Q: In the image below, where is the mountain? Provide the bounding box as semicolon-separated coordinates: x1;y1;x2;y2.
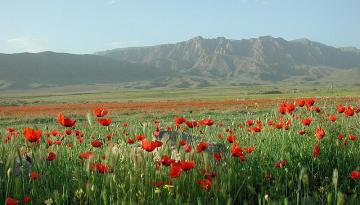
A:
1;36;360;90
0;52;172;90
98;36;360;83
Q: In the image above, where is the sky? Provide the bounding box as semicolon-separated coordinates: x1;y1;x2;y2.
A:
0;0;359;54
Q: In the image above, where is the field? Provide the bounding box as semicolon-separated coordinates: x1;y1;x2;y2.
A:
0;86;359;204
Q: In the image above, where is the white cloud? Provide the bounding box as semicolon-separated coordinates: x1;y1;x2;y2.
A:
105;41;141;49
4;37;48;53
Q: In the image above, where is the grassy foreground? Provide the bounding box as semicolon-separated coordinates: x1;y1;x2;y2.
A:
0;95;359;205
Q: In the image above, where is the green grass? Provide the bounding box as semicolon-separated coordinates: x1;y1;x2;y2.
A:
0;97;359;204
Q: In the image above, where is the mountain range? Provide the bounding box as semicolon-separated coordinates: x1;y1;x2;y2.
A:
1;36;360;90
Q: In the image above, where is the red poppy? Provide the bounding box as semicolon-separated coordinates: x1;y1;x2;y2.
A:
23;127;42;143
305;98;315;108
197;179;211;190
7;127;15;133
136;134;145;141
301;118;312;126
315;127;325;140
196;141;209;153
97;118;112;126
127;138;135;144
213;153;222;161
51;130;59;136
180;160;195;171
286;104;296;113
57;113;76;127
91;139;103;148
141;140;161;152
344;106;354;117
274;160;286;169
226;135;236;143
298;129;306;135
169;163;181;178
184;145;192;152
297;99;305;107
94;108;108;117
278;103;287;114
252;126;262;132
185;120;198;128
65;129;72;135
22;196;31;204
174;116;186;124
91;163;109;173
5;197;19;205
312;106;321;113
200;119;214;126
313;144;320;158
79;151;95;159
348;134;357;141
246;120;254;126
337;104;345;113
244;147;255;153
231;143;243;157
179;139;187;146
351;170;360;179
46;152;56;161
30;171;39;180
328;115;337;122
161;155;173;166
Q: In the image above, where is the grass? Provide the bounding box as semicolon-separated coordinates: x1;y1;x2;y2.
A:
0;93;359;204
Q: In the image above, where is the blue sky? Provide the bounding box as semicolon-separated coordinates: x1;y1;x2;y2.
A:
0;0;359;54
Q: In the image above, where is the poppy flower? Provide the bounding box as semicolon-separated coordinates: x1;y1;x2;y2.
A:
22;196;31;204
305;98;315;108
231;143;243;157
328;115;337;122
185;120;198;128
252;126;262;132
161;155;173;166
301;118;312;126
94;108;108;117
179;139;187;146
348;134;357;141
200;119;214;126
23;127;42;143
30;171;39;180
196;141;209;153
337;104;345;113
127;138;135;144
184;145;192;152
97;118;112;126
7;127;15;133
65;129;72;135
58;113;76;127
226;135;236;143
298;130;306;135
313;144;320;158
174;116;186;124
312;106;320;113
79;151;95;159
213;153;222;161
5;197;19;205
244;147;255;153
46;152;56;161
51;130;59;136
91;139;103;148
344;106;354;117
91;163;109;174
136;134;145;141
297;99;305;107
141;140;161;152
246;120;254;126
315;127;325;140
197;179;211;190
274;160;286;169
180;160;195;171
278;104;287;114
169;163;181;178
351;171;360;179
286;104;296;113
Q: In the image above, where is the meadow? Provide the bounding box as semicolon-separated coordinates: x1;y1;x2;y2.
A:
0;86;359;204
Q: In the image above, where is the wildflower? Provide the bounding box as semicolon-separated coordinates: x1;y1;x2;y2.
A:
46;152;56;161
58;113;76;127
94;108;108;117
97;118;112;126
23;127;42;143
30;171;40;180
197;179;211;190
91;139;103;148
313;144;320;158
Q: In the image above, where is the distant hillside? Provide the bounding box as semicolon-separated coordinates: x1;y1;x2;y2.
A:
0;52;172;89
1;36;360;90
98;36;360;83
